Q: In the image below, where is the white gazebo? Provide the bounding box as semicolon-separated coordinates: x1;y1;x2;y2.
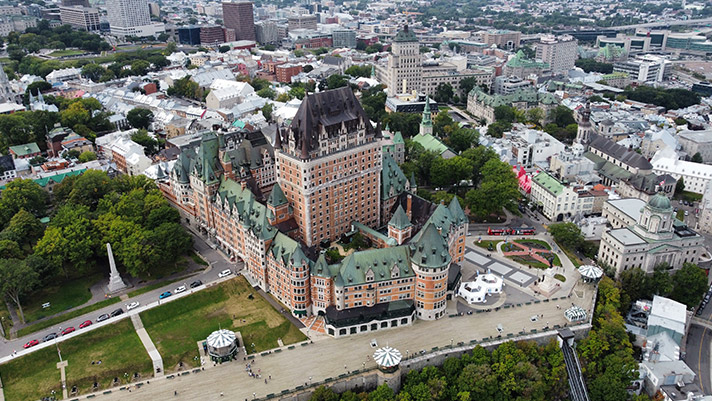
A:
578;265;603;283
457;273;503;304
373;346;402;373
206;329;238;362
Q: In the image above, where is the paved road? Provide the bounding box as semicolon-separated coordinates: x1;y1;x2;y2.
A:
686;321;712;394
607;17;712;31
0;234;239;360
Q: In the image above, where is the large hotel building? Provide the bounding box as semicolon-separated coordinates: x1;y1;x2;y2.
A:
160;87;468;337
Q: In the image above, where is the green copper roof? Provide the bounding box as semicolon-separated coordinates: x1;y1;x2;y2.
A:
215;176;277;240
648;192;672;211
388;204;412;230
410;223;450;269
448;196;468;225
532;171;564;196
267;183;288;207
270;232;310;268
412;132;449;155
421;96;432;127
335;246;413;287
33;168;86;188
9;142;40;157
381;153;408;200
393;26;417;42
191;132;222;185
392;131;404;145
506;51;549;69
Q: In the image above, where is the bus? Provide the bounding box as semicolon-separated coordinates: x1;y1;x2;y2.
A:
509;227;536;235
487;227;508;235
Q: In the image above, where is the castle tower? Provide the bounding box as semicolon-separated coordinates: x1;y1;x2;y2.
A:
410;223;450;320
576;102;592;147
387;204;412;245
266;183;292;225
419;96;433;136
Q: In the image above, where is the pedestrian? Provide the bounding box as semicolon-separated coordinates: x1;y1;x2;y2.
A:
220;392;224;397
265;378;268;384
269;375;271;380
174;390;177;396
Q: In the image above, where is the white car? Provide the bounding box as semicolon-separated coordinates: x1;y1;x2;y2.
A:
126;301;139;310
175;285;186;294
218;269;233;278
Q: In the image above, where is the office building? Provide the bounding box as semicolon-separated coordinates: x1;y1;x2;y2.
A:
178;26;201;45
222;1;255;41
148;2;159;17
287;14;316;31
255;20;279;45
613;55;671;83
62;0;89;7
536;34;578;75
59;6;100;31
332;29;356;48
107;0;164;37
481;29;521;50
382;26;422;95
200;25;226;45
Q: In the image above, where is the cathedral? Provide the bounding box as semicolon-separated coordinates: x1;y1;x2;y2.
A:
159;88;468;336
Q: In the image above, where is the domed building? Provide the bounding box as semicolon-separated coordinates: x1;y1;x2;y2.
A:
598;191;704;276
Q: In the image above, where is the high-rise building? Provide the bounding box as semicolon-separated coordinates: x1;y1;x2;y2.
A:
200;25;226;45
62;0;89;7
59;6;100;31
222;1;255;41
178;26;201;45
274;87;382;247
287;14;316;31
536;34;578;75
255;20;279;44
481;29;521;50
148;2;160;17
332;29;356;48
107;0;164;37
384;25;421;96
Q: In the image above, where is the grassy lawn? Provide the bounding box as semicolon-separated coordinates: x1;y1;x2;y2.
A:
514;239;551;250
0;319;152;400
561;247;583;268
675;191;703;203
554;274;566;282
21;274;102;323
508;255;551;269
474;240;502;250
126;276;187;298
189;250;209;266
16;297;121;338
140;276;306;372
49;49;86;57
676;209;685;221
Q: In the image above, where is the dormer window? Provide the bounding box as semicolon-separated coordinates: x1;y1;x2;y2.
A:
391;265;399;279
365;268;374;282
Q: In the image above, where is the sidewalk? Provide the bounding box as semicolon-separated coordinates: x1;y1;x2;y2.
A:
130;313;164;377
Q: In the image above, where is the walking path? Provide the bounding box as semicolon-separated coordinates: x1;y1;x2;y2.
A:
77;281;595;401
130;313;164;377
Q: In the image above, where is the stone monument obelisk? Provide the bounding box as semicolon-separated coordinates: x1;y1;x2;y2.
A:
106;243;127;293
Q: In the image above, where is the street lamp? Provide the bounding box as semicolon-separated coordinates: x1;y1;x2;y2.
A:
362;362;365;370
309;376;312;385
450;338;454;348
406;349;409;359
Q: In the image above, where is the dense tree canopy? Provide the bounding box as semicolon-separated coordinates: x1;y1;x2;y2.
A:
127;107;154;130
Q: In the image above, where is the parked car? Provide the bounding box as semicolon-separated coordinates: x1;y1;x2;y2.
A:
96;313;110;322
159;291;172;299
61;327;75;336
43;332;58;342
23;339;39;349
110;308;124;317
175;285;186;294
126;301;139;310
190;280;203;288
79;320;93;329
218;269;233;278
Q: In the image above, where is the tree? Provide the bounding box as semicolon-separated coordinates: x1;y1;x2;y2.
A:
0;209;44;247
618;267;650;312
131;60;151;76
548;105;576;127
344;65;371;78
0;179;48;227
675;177;685;195
465;158;519;217
81;63;106;82
650;263;674;297
302;64;314;73
218;45;230;53
486;121;510;138
289;86;306;100
459;76;478;97
0;239;23;259
434;83;454;104
131;129;159;156
78;151;97;163
65;169;112;210
0;258;38;323
670;263;708;308
309;386;338;401
326;74;348;89
548;222;584;250
256;87;276;100
261;103;273;122
448;127;478;153
127;107;154;129
433;111;455;138
163;42;177;56
692;152;703;163
60;102;90;129
526;108;544;127
494;105;516;123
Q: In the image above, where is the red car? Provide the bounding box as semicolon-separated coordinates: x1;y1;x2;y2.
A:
79;320;92;329
23;339;39;349
61;327;75;335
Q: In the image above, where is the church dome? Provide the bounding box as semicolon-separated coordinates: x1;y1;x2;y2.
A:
648;192;672;210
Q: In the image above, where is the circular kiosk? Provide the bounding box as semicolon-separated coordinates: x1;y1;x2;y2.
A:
578;265;603;283
206;329;238;362
373;346;402;373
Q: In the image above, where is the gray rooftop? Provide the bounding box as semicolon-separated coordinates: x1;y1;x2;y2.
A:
607;198;645;223
608;228;646;246
679;129;712;144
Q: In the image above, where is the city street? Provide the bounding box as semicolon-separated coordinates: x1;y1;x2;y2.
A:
0;234;239;360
